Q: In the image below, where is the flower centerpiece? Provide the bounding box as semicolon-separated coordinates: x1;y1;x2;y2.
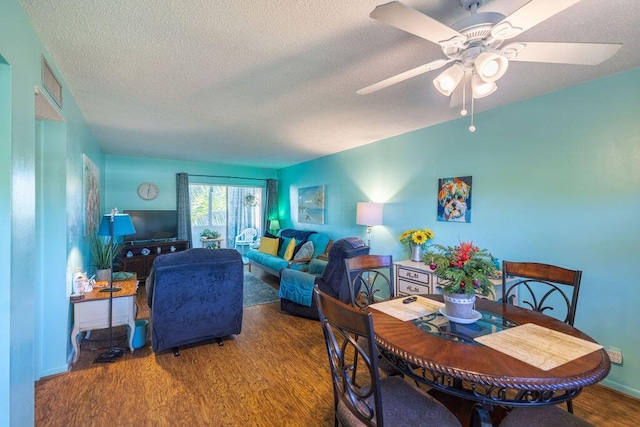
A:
399;228;434;262
424;241;497;319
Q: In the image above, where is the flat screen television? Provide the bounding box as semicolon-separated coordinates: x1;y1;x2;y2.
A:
123;210;178;243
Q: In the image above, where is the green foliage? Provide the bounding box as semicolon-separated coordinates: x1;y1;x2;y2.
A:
190;184;227;227
200;229;220;239
90;234;123;269
424;242;496;297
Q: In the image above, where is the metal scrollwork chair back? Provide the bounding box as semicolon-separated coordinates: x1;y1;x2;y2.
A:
344;255;394;310
501;260;583;416
344;255;398;378
313;286;461;427
502;261;583;326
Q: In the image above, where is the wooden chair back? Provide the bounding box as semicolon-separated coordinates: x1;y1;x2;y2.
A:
344;255;394;309
314;286;384;426
502;261;582;325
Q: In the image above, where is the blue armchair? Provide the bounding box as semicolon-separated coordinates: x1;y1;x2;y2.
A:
279;237;369;319
146;248;243;353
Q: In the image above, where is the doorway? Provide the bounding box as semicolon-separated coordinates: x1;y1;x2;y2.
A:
189;184;263;250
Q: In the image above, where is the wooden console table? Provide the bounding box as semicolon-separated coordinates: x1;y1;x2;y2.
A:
119;240;189;280
70;277;138;363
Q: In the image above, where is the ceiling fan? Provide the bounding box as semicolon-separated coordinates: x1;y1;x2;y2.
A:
357;0;622;130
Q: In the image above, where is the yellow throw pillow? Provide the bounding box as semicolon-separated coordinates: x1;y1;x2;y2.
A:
258;237;279;256
283;238;297;261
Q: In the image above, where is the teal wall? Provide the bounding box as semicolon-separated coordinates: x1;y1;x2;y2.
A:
105;155;277;213
278;67;640;397
1;0;639;425
1;1;105;425
0;54;12;427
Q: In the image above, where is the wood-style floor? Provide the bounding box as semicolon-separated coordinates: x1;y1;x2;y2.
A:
35;268;639;426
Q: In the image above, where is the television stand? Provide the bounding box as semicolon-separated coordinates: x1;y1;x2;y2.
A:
119;240;189;280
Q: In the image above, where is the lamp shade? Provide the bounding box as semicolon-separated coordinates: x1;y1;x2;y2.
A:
269;219;281;230
475;52;508;83
356;202;383;226
472;73;497;98
97;213;136;237
433;63;464;96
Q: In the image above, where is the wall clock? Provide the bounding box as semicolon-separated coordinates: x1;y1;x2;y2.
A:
137;182;159;200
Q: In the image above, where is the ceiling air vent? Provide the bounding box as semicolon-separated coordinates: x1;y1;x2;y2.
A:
41;56;62;108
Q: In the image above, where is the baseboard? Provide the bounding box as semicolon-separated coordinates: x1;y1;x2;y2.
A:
599;379;640;400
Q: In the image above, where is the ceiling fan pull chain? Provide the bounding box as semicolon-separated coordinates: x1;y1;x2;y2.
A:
461;70;468;116
469;93;476;133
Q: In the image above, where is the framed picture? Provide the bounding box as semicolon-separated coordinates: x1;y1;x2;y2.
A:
298;185;325;224
83;154;100;235
437;176;472;223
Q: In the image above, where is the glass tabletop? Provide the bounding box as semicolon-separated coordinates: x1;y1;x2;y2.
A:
412;309;520;345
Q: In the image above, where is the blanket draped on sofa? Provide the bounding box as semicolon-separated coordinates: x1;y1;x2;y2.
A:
280;237;369;319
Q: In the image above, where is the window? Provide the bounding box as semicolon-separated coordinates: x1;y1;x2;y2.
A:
189;184;263;249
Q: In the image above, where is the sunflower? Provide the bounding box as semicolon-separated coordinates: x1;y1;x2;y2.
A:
399;228;434;248
412;231;428;245
399;230;412;241
423;228;434;240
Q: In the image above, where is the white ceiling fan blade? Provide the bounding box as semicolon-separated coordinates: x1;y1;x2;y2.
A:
491;0;582;40
505;42;622;65
370;1;465;46
357;59;452;95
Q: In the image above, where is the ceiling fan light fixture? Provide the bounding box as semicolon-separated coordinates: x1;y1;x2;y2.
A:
433;63;464;96
471;73;497;98
475;52;508;82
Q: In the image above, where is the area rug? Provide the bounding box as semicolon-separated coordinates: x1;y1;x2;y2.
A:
243;271;280;307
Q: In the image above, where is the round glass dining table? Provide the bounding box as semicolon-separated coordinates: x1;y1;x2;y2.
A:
369;295;611;408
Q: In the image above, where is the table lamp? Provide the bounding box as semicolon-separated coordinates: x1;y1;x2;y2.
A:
269;219;281;234
356;202;383;247
94;208;135;364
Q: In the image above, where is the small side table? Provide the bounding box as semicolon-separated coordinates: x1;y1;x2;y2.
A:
70;277;138;363
201;237;224;249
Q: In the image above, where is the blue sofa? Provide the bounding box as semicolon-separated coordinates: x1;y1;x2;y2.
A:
246;229;332;277
279;237;369;319
146;248;243;353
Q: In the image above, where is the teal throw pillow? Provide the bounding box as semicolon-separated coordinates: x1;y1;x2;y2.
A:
278;237;293;258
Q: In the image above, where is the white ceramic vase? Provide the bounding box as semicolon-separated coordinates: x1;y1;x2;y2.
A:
443;292;476;319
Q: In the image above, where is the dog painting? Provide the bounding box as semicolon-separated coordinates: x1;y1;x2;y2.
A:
437;176;472;223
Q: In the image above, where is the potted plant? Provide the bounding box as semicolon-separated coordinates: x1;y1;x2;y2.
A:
423;241;496;319
200;229;221;249
399;228;434;262
200;229;221;239
90;234;123;281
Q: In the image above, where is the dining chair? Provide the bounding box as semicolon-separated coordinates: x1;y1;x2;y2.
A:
344;255;399;378
314;286;461;427
501;261;583;415
344;254;395;309
499;406;594;427
502;261;583;326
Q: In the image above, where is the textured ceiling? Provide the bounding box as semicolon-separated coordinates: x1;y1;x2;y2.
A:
20;0;640;168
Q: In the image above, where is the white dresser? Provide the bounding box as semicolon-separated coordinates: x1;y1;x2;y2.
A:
393;259;515;302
